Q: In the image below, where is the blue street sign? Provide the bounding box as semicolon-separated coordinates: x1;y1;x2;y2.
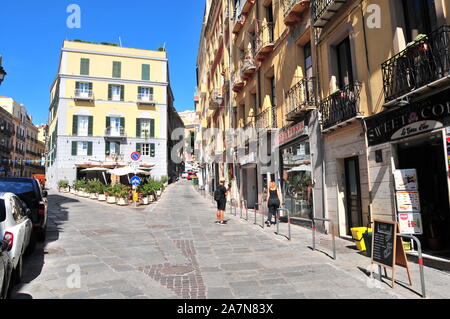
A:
131;176;141;186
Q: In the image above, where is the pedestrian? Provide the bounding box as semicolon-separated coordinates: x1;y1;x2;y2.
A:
214;178;230;225
266;181;281;227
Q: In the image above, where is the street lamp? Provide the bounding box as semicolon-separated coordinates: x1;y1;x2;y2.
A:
0;56;6;85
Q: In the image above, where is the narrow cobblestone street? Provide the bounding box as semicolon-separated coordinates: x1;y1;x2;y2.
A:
10;181;450;299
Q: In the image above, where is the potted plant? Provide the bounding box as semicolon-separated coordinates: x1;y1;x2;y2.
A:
116;185;131;206
140;183;153;205
105;185;117;204
96;183;106;201
87;179;101;199
58;180;69;193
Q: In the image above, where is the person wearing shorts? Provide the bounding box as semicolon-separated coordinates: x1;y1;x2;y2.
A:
215;179;229;225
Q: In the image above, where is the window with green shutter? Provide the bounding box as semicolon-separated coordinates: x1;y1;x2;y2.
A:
88;116;93;136
136;143;142;154
113;61;121;78
136;119;142;138
72;115;78;136
80;58;90;75
150;143;155;157
150;119;155;138
87;142;93;156
142;64;150;81
105;141;111;155
71;141;77;156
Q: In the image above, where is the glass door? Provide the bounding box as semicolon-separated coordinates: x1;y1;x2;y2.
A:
110;117;121;136
344;156;363;235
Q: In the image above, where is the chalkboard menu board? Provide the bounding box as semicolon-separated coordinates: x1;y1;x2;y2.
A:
372;220;396;268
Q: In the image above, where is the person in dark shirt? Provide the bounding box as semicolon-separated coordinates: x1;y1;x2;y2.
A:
215;178;230;225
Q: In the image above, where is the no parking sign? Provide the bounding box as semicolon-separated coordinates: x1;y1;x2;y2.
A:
131;152;141;161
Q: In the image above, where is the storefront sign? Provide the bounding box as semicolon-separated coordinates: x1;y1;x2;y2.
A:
396;191;420;213
393;169;418;191
398;213;423;235
275;121;307;147
365;89;450;146
390;121;443;141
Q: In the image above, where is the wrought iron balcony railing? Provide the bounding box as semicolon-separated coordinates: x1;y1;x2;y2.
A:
255;22;275;59
285;78;316;121
232;72;245;92
320;82;362;130
74;89;94;100
382;25;450;103
104;127;127;138
240;57;257;79
137;93;155;104
255;108;272;129
312;0;347;28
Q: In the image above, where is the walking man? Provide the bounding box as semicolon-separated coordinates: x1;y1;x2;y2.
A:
214;178;230;225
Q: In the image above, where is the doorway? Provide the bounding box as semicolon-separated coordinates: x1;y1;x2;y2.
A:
344;157;363;235
396;132;450;252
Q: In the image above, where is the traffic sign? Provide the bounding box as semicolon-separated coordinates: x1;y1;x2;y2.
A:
131;176;141;186
131;152;141;161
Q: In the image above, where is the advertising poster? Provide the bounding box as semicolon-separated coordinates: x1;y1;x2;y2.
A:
396;191;420;213
398;213;423;235
393;169;418;191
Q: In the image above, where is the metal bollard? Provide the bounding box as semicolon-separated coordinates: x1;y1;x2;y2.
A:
253;203;264;229
275;208;291;240
240;200;247;220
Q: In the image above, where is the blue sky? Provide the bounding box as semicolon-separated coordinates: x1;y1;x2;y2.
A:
0;0;204;125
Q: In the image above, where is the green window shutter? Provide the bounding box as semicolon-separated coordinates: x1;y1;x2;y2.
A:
71;142;77;156
75;82;80;90
80;58;89;75
136;143;142;153
113;61;121;78
108;84;112;100
89;82;93;92
142;64;150;81
150;119;155;138
150;143;155;157
105;141;110;155
115;142;120;155
88;116;93;136
72;115;78;136
120;85;125;101
87;142;93;156
136;119;141;138
106;116;111;128
120;118;125;130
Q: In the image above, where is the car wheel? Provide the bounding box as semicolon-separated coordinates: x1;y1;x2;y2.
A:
37;225;47;242
25;231;37;256
12;256;23;284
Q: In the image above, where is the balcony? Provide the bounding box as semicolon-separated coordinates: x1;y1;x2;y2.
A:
382;25;450;105
312;0;347;28
285;78;316;121
240;57;257;80
284;0;311;26
255;23;275;61
232;14;245;35
320;82;362;131
137;93;155;105
208;88;223;110
255;108;272;129
74;89;94;102
232;73;245;93
104;127;127;139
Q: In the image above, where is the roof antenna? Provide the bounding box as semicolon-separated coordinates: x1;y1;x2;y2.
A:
119;37;123;47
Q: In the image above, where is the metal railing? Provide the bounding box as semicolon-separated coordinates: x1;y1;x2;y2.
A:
74;89;93;99
254;201;266;229
255;22;275;55
255;108;271;129
229;199;238;216
320;82;362;129
312;0;344;26
285;78;316;118
240;200;248;221
276;208;291;240
105;127;126;137
137;93;155;103
382;25;450;102
240;57;256;77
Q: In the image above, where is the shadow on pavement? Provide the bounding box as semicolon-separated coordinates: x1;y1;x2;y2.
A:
10;194;79;298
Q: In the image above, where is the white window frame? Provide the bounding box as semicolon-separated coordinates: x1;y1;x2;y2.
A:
111;85;122;101
77;142;88;156
142;143;150;156
78;116;89;137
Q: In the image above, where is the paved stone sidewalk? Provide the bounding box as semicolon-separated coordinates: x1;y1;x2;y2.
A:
10;181;450;299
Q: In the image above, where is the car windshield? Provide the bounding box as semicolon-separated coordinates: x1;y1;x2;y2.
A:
0;198;5;223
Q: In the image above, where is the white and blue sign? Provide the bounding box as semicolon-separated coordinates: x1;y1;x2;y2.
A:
131;176;141;186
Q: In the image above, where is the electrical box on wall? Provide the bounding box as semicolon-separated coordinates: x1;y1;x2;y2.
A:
375;149;383;163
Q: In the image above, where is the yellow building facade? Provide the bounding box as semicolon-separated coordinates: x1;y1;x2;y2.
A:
46;40;174;188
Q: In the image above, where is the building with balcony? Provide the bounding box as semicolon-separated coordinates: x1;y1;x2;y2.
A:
0;97;44;177
46;40;177;189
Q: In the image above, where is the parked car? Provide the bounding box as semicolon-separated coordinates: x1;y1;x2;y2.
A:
181;172;189;179
0;178;48;243
187;172;197;180
0;198;13;299
0;193;33;284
